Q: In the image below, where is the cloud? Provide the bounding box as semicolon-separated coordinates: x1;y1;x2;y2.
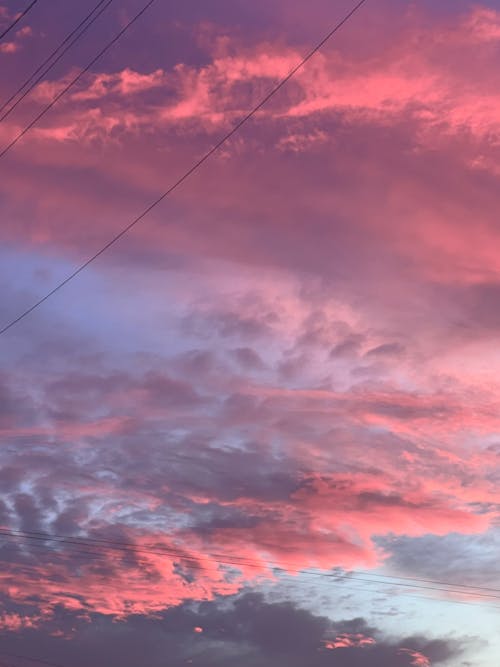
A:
398;648;431;666
71;68;166;101
0;263;497;618
0;2;499;662
0;592;465;666
365;343;405;358
0;40;19;53
13;4;500;151
229;346;265;370
0;341;494;617
466;7;500;42
0;20;33;53
324;632;375;649
378;529;500;591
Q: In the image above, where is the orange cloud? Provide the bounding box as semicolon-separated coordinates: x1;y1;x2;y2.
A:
324;633;376;649
399;648;431;667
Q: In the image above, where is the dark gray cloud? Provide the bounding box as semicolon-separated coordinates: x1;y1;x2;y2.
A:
0;593;464;667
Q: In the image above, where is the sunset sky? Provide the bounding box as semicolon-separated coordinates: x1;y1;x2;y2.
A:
1;0;500;665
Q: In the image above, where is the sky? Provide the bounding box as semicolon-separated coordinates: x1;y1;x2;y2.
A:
0;0;500;665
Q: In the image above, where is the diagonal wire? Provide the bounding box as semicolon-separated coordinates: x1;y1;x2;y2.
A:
0;0;368;336
0;0;38;41
0;0;157;161
0;0;113;121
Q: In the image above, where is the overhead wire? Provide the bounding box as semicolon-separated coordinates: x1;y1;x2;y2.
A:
0;0;368;336
1;527;499;607
2;443;497;608
3;540;500;612
0;0;493;621
10;559;500;613
5;522;500;594
0;0;114;121
0;0;38;42
0;0;156;161
352;568;500;594
0;18;494;667
1;447;497;599
12;448;496;599
22;527;500;595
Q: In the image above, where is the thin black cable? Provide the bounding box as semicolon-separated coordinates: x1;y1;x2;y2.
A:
5;557;500;616
332;574;500;601
0;536;180;570
0;527;492;595
3;537;500;612
0;530;208;567
0;0;156;161
0;0;368;336
19;450;498;597
3;545;500;613
0;0;113;120
4;526;500;596
0;0;38;41
0;529;305;573
15;560;500;613
0;535;500;609
352;569;500;595
1;528;500;602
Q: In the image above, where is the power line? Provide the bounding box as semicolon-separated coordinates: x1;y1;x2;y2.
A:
3;515;500;596
352;569;500;595
0;0;156;161
4;526;499;595
3;537;500;613
17;558;500;614
25;452;498;597
0;0;368;337
10;567;500;613
1;527;499;604
0;0;113;121
0;0;38;42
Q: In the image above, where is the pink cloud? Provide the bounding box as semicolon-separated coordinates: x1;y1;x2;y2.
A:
0;612;39;631
16;25;32;38
0;533;245;617
0;41;19;53
1;3;500;635
0;20;32;54
4;5;500;303
71;68;166;101
465;7;500;42
16;6;500;147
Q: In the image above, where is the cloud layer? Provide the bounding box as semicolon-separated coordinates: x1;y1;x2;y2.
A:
1;0;500;665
